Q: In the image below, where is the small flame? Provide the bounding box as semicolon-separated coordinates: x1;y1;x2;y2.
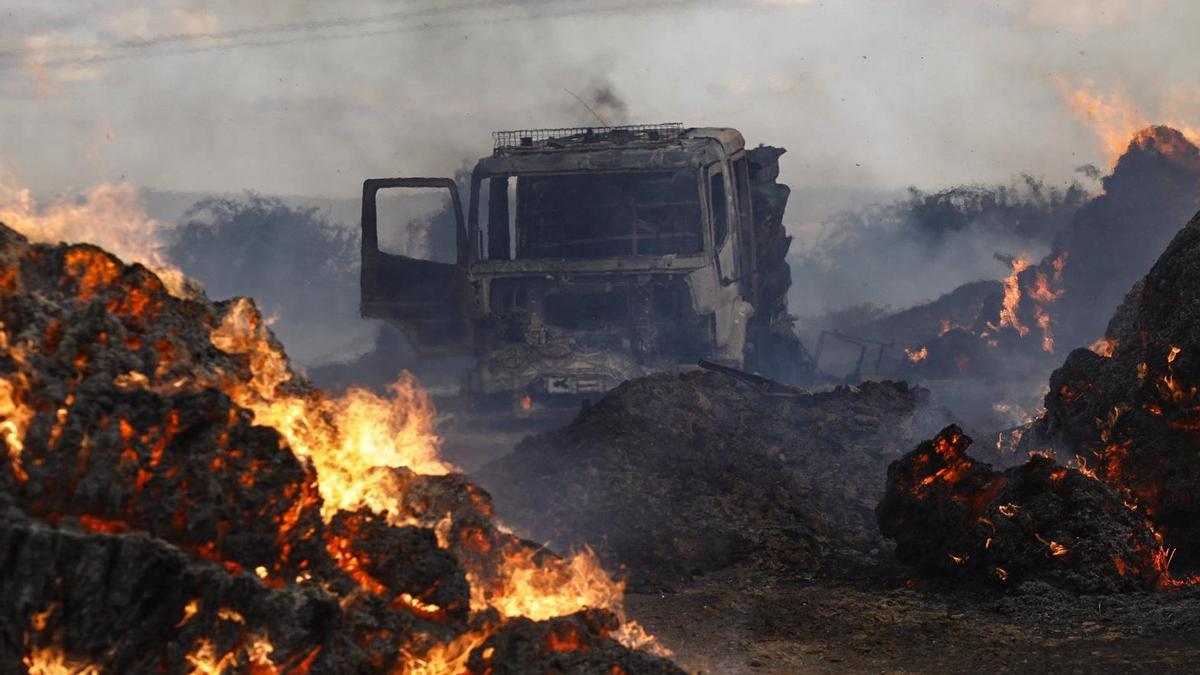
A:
904;346;928;363
23;648;101;675
1090;337;1118;358
988;257;1031;337
184;639;237;675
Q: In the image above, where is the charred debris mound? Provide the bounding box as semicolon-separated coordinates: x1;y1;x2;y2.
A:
880;207;1200;593
479;371;944;590
876;426;1166;593
1035;208;1200;563
0;222;680;673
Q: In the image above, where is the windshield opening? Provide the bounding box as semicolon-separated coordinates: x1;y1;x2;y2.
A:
488;170;703;260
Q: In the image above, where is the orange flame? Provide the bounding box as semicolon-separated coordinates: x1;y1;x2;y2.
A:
1090;337;1118;358
988;257;1031;336
0;170;190;296
1056;77;1200;166
0;322;33;482
206;297;656;667
1;221;661;670
23;604;101;675
23;648;102;675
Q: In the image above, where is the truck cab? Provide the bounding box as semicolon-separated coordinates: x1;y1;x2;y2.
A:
361;124;796;404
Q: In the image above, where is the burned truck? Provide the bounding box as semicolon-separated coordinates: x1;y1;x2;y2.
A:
360;123;808;407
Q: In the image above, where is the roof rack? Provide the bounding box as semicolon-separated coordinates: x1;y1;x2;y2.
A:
493;123;684;153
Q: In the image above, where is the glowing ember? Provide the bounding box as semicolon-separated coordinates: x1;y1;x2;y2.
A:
879;426;1170;591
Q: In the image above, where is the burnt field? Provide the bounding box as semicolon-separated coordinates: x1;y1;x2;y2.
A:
478;207;1200;673
3;127;1200;674
463;130;1200;672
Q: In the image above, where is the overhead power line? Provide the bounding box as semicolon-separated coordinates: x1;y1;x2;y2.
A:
3;0;697;69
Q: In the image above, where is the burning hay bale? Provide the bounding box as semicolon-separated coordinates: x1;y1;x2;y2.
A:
480;371;940;589
1036;208;1200;562
0;222;679;673
876;426;1167;593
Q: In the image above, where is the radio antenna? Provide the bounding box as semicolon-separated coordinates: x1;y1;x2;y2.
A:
563;87;609;128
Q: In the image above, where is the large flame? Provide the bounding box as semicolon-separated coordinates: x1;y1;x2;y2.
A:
0;168;188;296
1057;77;1200;166
206;297;654;670
210;297;451;520
0;179;659;669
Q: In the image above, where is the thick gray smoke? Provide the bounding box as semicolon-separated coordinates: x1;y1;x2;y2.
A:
5;1;1199;199
164;194;370;364
788;176;1090;319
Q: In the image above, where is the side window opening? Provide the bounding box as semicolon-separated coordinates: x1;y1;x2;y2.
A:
477;174;516;258
709;169;728;249
373;186;459;263
733;157;752;231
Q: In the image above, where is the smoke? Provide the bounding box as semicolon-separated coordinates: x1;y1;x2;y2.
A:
5;1;1199;201
0;165;191;296
580;77;630;126
1038;126;1200;349
789;175;1089;318
164;193;373;364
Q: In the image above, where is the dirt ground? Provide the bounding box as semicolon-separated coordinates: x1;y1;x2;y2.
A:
438;397;1200;675
624;567;1200;674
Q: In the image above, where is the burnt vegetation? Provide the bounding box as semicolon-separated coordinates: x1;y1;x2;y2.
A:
5;126;1200;672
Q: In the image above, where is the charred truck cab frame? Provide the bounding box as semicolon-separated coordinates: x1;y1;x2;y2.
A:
361;123;779;406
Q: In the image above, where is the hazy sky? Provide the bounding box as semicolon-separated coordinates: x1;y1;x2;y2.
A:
2;0;1197;201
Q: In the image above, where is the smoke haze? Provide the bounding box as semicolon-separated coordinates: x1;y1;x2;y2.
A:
3;0;1199;201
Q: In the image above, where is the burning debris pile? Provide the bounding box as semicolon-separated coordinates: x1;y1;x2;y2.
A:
479;371;942;590
0;222;678;673
863;126;1200;381
876;426;1166;593
880;206;1200;593
1034;208;1200;564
